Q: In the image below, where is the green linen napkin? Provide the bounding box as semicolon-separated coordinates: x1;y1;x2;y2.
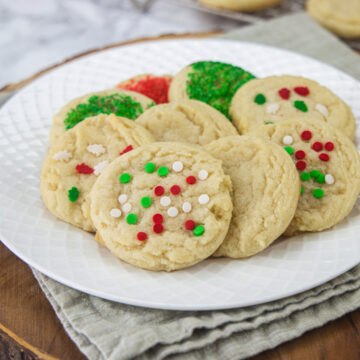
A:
6;12;360;360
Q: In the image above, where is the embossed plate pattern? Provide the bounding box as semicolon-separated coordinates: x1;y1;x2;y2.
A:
0;39;359;310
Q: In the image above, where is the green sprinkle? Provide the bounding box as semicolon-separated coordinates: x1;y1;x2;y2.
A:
265;121;274;125
284;146;294;155
254;93;266;105
158;166;168;177
141;196;152;208
300;172;310;181
145;162;156;173
126;213;137;224
294;100;308;112
313;188;324;199
300;186;304;195
64;94;146;130
193;225;205;237
316;174;325;184
120;173;131;184
68;187;79;202
185;61;256;119
310;170;320;179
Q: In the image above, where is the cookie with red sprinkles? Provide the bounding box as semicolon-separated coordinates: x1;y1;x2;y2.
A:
117;74;173;104
89;142;233;271
41;114;154;232
230;75;356;139
248;117;360;235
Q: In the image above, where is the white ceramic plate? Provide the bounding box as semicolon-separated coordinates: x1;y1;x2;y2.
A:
0;39;360;311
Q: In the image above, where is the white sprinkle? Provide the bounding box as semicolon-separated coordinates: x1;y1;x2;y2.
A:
282;135;293;145
160;196;171;207
94;160;109;176
198;170;208;180
167;207;178;217
316;103;329;117
266;103;280;115
52;150;72;161
110;208;122;218
87;144;106;156
198;194;210;205
172;161;183;172
325;174;335;185
182;202;192;213
118;194;127;204
122;203;132;213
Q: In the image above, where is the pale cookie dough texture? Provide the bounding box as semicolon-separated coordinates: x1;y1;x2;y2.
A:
136;100;238;145
49;89;154;146
205;135;300;258
249;118;360;235
198;0;284;11
230;75;356;139
90;142;233;271
41;114;155;232
307;0;360;39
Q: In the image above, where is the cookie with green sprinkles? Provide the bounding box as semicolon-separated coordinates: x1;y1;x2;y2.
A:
248;117;360;235
41;114;154;232
90;142;233;271
169;61;255;119
49;89;154;145
230;75;356;139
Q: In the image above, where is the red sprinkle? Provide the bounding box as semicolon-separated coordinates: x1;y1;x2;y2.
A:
170;185;181;195
186;176;197;185
117;75;172;104
325;142;334;151
154;186;165;196
137;232;147;241
296;160;307;170
76;163;94;174
319;153;330;162
120;145;133;155
153;223;163;234
312;142;323;152
278;88;290;100
185;220;196;230
294;86;310;96
153;213;163;224
301;130;312;141
295;150;306;160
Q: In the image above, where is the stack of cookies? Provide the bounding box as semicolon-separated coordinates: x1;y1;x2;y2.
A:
41;61;360;272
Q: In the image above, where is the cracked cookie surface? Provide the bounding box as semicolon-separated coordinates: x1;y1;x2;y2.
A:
205;135;300;258
136;99;238;145
90;142;233;271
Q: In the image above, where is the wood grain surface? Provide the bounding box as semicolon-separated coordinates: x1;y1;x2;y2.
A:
0;32;359;360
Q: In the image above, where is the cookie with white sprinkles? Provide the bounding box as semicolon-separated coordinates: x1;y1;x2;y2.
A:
230;75;356;139
248;118;360;235
89;142;233;271
41;114;155;232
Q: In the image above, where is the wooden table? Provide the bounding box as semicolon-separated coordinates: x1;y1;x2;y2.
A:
1;32;359;360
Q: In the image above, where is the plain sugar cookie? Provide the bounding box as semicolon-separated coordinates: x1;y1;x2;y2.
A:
89;142;233;271
169;61;255;119
230;75;356;139
50;89;154;146
205;135;300;258
41;114;155;232
136;99;238;145
248;118;360;235
307;0;360;39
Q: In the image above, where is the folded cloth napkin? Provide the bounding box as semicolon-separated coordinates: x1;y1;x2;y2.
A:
12;12;360;360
